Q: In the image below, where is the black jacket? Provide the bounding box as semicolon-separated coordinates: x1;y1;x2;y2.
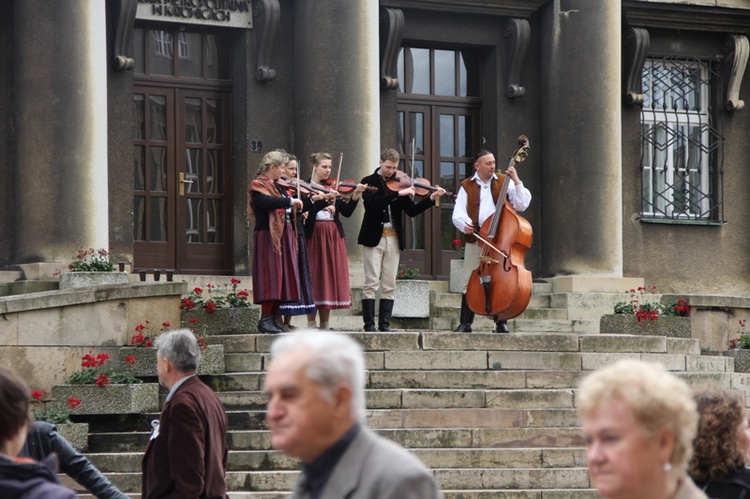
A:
0;454;76;499
694;467;750;498
302;185;359;239
21;421;127;499
357;168;435;250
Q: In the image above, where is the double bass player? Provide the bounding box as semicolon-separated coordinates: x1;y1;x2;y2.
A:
451;148;532;333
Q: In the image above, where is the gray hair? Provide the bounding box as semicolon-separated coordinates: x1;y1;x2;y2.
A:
270;331;366;422
155;329;201;373
257;150;287;177
578;359;698;473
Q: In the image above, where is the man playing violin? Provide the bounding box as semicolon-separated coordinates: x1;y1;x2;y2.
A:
357;148;446;332
451;149;531;333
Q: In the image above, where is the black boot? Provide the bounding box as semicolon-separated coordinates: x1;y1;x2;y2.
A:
362;299;377;332
272;315;292;332
494;320;510;333
454;294;475;333
378;299;395;332
258;314;283;334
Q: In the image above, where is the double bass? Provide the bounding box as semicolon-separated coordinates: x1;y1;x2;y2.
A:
466;135;533;322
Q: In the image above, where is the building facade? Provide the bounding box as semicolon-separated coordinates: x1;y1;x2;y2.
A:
1;0;748;296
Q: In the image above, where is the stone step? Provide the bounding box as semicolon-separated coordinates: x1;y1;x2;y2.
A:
435;306;568;321
78;491;598;499
434;292;551;310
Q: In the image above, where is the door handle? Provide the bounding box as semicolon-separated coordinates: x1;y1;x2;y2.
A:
179;172;194;196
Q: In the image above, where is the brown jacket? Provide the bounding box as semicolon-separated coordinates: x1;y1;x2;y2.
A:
461;173;505;244
141;376;228;499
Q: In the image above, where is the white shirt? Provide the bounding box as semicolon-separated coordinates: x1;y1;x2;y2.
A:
452;172;531;232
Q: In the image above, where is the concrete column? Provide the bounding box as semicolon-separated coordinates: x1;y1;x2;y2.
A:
539;0;622;280
293;0;380;268
14;0;109;269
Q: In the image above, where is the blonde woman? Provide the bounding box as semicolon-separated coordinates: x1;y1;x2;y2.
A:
248;151;304;333
303;152;366;330
578;359;707;499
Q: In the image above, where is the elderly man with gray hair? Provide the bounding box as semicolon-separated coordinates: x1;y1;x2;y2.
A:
141;329;229;499
264;331;441;499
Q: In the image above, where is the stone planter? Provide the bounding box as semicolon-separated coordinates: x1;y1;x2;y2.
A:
392;280;430;318
51;383;159;415
599;314;691;338
724;349;750;373
56;422;89;452
118;344;225;376
449;259;466;293
59;271;129;289
181;307;260;335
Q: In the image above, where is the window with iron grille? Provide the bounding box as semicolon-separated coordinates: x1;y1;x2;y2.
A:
640;55;724;223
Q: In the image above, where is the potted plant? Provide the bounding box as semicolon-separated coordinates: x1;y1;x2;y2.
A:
724;319;750;372
118;319;224;375
51;349;158;415
59;247;129;289
600;285;691;337
393;262;430;318
180;278;260;334
30;390;88;451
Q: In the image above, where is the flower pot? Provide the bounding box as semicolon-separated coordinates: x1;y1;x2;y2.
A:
724;349;750;373
118;345;225;376
599;314;691;338
51;383;159;415
56;422;89;452
392;280;430;318
449;259;466;293
59;271;129;289
181;307;260;335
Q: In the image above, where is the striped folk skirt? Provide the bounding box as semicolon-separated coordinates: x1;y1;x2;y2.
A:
306;220;352;309
251;223;301;304
279;230;316;316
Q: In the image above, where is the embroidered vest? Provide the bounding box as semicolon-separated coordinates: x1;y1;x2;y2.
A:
461;173;505;244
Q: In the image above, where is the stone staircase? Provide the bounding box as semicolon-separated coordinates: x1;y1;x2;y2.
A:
69;285;748;498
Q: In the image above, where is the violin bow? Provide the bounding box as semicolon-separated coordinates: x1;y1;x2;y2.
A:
296;155;301;202
408;138;416;199
335;152;343;191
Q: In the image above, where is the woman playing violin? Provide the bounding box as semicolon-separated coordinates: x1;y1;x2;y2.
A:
451;149;531;333
303;152;367;330
357;148;445;332
248;150;305;333
275;152;328;330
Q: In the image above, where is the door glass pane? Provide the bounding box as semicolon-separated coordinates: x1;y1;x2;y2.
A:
149;95;167;140
413;160;424;178
440;161;455;193
206;99;222;143
458;115;472;158
207;200;223;242
150;197;167;241
185;98;202;143
435;50;456;96
134;28;145;74
410;48;430;94
407;113;424;155
207;150;222;194
134;197;145;240
134;146;145;190
404;215;425;250
186;149;202;193
397;48;405;93
150;30;174;76
460;162;473;182
186;199;203;242
205;34;231;80
133;95;145;139
150;147;167;191
459;50;481;97
441;210;457;250
180;32;203;77
440;115;454;157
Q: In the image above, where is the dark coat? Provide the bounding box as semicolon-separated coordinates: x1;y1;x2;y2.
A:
302;186;359;239
0;454;76;499
694;467;750;498
21;421;127;499
141;376;229;499
357;168;435;250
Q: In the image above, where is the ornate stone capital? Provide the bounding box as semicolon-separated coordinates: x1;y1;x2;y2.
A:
252;0;280;81
502;18;530;99
623;27;650;106
110;0;137;71
379;8;404;91
722;34;749;112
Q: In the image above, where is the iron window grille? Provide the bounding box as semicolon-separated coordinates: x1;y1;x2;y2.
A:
639;55;725;224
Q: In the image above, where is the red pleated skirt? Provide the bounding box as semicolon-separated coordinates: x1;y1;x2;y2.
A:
252;223;301;304
306;221;351;309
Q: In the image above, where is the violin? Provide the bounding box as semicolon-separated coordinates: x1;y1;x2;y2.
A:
276;176;316;197
385;170;457;200
465;135;533;321
320;178;378;194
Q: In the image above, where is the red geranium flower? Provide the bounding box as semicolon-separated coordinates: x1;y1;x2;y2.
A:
231;277;241;285
205;301;217;314
68;397;81;409
95;373;109;388
30;390;43;401
125;356;137;364
188;317;198;324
